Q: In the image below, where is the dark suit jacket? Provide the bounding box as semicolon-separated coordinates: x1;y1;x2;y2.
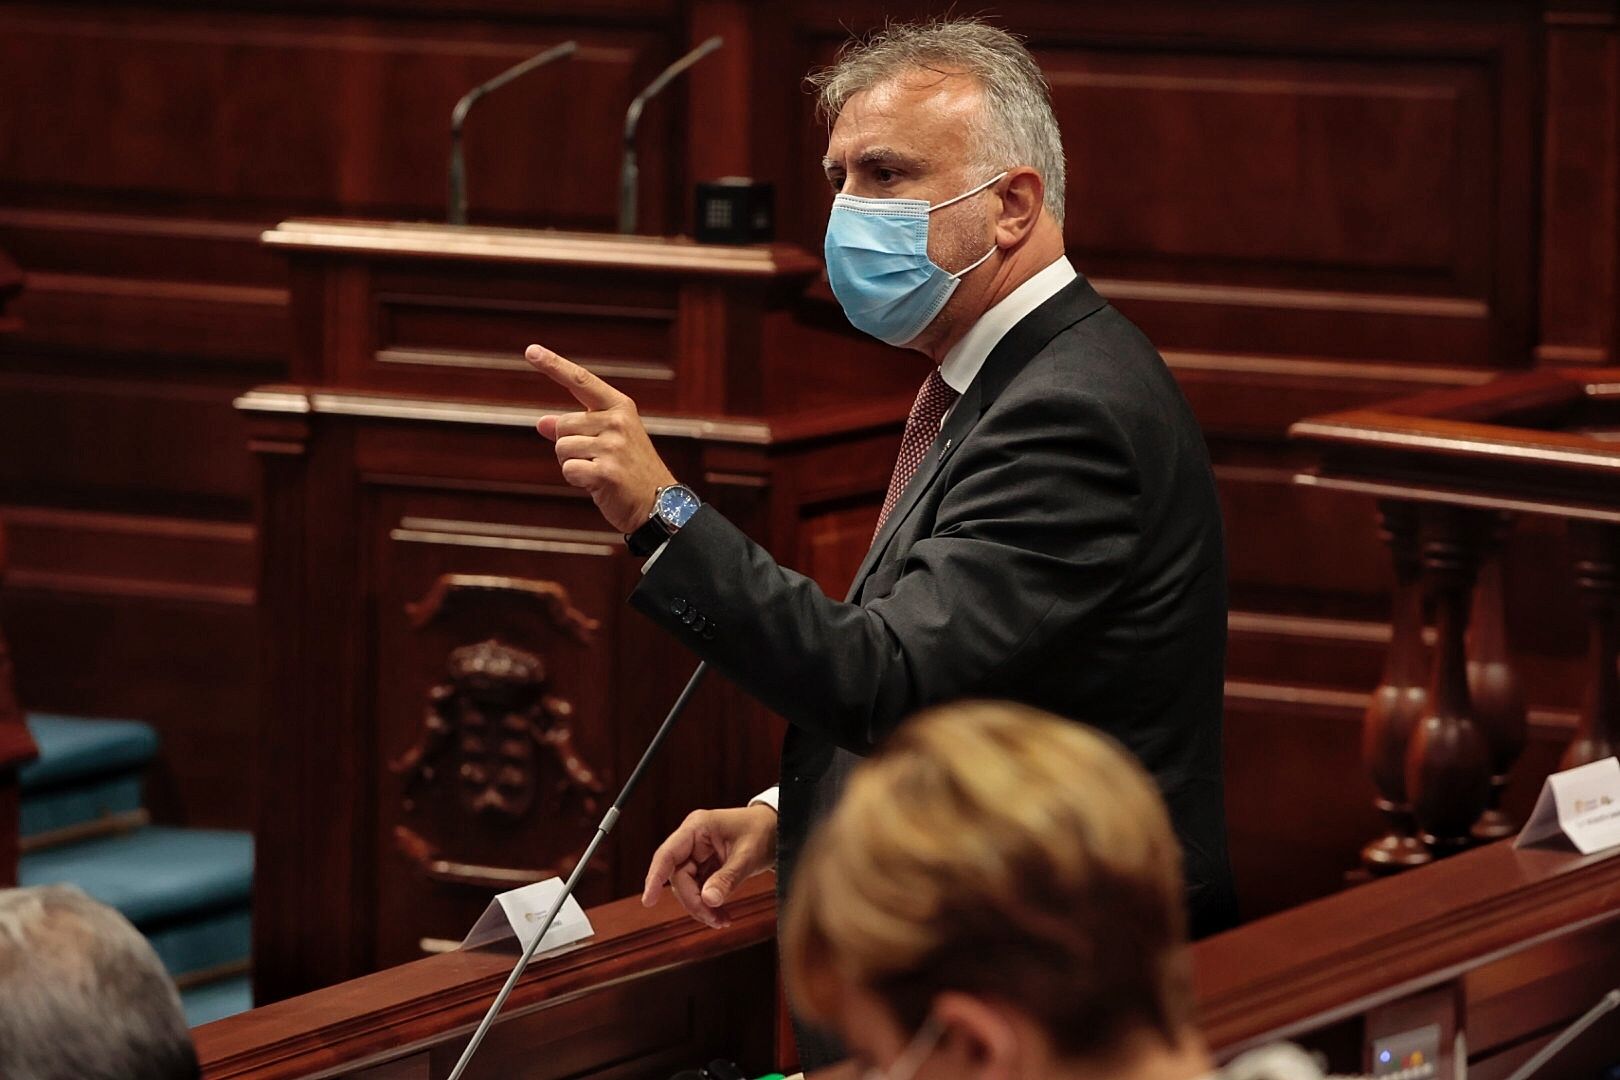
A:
631;274;1237;938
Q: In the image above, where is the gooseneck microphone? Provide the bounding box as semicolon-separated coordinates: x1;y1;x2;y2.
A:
617;36;723;234
448;40;579;226
446;661;711;1080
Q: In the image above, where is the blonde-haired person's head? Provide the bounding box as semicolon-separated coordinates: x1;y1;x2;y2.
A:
781;701;1208;1080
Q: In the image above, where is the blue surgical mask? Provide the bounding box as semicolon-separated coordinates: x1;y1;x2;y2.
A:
825;171;1008;346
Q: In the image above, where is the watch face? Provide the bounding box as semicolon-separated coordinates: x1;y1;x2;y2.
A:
656;485;701;528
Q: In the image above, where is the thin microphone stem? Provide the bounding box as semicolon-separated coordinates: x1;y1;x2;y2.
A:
448;40;579;225
445;661;710;1080
617;35;723;234
1502;987;1620;1080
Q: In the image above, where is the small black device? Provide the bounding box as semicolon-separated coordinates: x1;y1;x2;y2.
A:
695;177;775;244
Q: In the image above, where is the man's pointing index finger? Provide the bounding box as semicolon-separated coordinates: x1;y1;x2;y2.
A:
525;344;626;411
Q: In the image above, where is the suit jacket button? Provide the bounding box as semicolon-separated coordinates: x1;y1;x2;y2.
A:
690;613;708;633
681;608;698;626
671;597;689;617
702;624;717;640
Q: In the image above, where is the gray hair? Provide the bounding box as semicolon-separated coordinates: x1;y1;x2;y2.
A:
0;885;199;1080
808;17;1068;226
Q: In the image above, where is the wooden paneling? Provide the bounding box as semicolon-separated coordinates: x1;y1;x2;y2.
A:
1537;2;1620;366
0;209;289;367
771;0;1538;364
0;587;258;828
0;5;681;230
368;489;633;967
0;506;258;828
0;0;690;839
1217;460;1393;619
357;263;683;410
245;381;798;997
0;372;255;506
0;506;254;604
1051;57;1484;281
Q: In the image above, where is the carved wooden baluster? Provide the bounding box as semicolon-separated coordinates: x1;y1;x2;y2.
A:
1406;506;1493;855
1467;512;1526;840
1362;501;1432;873
1563;522;1620;768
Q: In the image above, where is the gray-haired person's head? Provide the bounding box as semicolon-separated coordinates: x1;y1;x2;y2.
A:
0;885;199;1080
808;17;1068;227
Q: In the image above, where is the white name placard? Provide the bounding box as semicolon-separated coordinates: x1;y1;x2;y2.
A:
1514;757;1620;855
460;877;596;955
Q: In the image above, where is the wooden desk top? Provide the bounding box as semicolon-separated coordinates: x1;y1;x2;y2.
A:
1191;837;1620;1054
1291;368;1620;521
233;384;917;448
194;875;779;1078
261;219;821;279
194;839;1620;1077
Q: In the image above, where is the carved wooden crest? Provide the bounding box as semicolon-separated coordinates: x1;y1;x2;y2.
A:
391;574;605;890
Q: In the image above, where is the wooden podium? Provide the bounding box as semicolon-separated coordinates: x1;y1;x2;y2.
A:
240;221;919;1002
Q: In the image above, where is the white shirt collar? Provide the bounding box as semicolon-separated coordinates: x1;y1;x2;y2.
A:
937;256;1078;396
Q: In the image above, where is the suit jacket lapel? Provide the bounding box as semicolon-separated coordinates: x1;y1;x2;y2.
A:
844;275;1109;603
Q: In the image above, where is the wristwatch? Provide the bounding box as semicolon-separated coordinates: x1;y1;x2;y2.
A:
625;483;702;557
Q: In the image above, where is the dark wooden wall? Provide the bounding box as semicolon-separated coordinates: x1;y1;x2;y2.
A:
2;0;1618;915
0;0;693;828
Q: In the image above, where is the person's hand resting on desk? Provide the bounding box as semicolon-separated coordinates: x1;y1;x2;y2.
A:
526;342;778;930
641;804;778;929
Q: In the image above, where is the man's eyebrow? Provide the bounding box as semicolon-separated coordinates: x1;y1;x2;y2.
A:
854;147;912;168
821;147;917;173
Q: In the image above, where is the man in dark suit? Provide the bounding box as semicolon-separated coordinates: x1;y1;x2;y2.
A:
525;16;1235;1042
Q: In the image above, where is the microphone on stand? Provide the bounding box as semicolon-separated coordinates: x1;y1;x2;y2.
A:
618;36;724;234
448;40;579;225
446;661;711;1080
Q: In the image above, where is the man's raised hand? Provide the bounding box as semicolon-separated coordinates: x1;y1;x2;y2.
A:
526;344;677;534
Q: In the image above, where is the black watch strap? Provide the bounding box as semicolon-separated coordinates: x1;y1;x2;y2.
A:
625;516;671;558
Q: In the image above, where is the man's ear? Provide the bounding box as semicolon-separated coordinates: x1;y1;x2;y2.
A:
994;167;1045;248
932;992;1021;1080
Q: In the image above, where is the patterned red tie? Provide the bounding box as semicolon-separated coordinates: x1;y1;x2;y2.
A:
874;368;960;537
